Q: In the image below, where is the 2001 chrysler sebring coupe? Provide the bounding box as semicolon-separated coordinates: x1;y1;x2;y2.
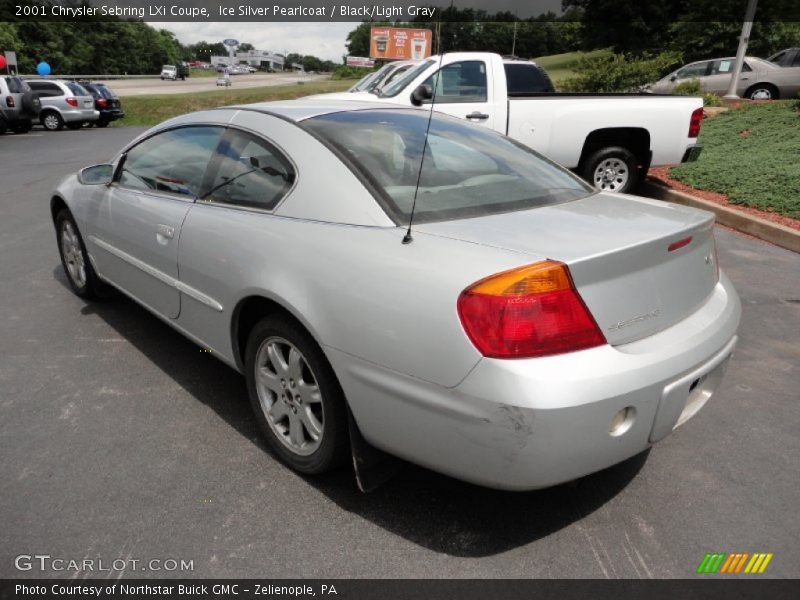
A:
51;100;741;490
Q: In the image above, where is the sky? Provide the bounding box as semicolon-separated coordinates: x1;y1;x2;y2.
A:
152;22;361;62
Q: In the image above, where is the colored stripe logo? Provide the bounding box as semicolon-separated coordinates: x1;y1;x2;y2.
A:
697;552;773;574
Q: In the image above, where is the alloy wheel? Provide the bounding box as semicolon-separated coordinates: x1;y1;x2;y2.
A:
60;221;86;288
593;158;629;192
255;336;324;456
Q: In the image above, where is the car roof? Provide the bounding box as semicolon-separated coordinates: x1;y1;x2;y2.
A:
228;99;419;122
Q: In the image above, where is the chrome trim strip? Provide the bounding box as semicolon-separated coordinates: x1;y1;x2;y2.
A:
87;235;224;312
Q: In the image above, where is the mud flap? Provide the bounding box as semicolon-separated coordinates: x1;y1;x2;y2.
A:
347;408;403;493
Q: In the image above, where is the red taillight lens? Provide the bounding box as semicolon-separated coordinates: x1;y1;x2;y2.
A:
457;260;606;359
97;98;107;108
5;95;14;108
66;97;78;107
688;107;703;138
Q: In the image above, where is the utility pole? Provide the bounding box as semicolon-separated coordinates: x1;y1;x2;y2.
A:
511;21;518;57
724;0;758;99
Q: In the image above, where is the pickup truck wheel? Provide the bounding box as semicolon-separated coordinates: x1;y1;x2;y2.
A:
583;146;639;194
41;111;64;131
245;315;349;475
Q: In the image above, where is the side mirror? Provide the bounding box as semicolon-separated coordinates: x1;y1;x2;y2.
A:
78;164;114;185
410;84;433;107
670;75;678;82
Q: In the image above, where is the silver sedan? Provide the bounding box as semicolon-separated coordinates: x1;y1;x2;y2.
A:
51;101;740;490
648;56;800;100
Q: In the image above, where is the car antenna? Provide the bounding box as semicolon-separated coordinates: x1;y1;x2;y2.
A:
402;23;444;245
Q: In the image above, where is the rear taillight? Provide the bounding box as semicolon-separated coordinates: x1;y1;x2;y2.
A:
65;97;78;107
457;260;606;359
97;98;107;108
5;95;14;108
688;107;703;138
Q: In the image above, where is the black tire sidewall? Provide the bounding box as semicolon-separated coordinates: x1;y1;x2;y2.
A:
747;85;777;100
55;210;101;299
582;146;640;194
245;315;348;474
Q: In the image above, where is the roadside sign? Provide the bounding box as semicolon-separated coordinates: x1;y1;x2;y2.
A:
223;39;239;47
4;51;17;74
346;56;375;68
370;28;432;61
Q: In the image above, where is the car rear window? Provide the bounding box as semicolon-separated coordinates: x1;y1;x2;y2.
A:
304;109;593;224
66;82;89;96
504;64;554;95
4;77;30;93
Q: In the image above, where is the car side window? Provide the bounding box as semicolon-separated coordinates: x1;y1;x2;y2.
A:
422;61;488;103
677;62;709;79
203;129;295;211
118;126;224;197
28;81;62;97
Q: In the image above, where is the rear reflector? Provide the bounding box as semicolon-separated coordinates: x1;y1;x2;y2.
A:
688;108;703;138
668;236;693;252
457;260;606;359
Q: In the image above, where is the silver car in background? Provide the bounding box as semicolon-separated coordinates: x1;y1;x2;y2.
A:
50;101;740;490
25;79;99;130
647;56;800;100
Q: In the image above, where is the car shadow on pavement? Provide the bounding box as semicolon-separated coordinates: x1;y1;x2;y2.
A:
57;268;649;558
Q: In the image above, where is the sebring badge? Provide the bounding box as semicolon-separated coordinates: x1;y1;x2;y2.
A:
608;309;661;331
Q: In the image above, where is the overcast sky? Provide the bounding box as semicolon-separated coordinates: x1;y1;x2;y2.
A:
152;22;360;62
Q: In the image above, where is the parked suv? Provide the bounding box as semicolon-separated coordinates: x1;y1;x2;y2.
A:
0;75;41;134
25;80;99;130
78;82;124;127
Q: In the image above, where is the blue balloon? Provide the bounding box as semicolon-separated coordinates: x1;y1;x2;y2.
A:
36;62;51;76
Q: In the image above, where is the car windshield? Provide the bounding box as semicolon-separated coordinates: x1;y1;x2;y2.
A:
378;59;435;97
304;109;593;224
350;69;383;92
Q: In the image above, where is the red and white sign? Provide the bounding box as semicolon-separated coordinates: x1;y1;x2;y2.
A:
370;28;432;61
346;56;375;68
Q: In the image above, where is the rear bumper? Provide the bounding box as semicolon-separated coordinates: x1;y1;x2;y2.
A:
60;108;100;123
99;109;125;121
332;272;741;490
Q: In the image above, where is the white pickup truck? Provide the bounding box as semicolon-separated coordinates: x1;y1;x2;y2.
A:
315;52;704;193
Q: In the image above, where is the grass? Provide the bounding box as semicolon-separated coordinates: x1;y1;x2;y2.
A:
669;101;800;219
532;49;613;88
117;80;353;127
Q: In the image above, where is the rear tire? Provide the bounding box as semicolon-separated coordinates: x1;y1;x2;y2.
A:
41;111;64;131
95;119;109;128
0;117;7;135
745;83;778;100
245;315;349;475
11;120;32;134
55;209;109;299
581;146;640;194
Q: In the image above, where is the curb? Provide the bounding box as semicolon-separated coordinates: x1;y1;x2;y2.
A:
641;180;800;254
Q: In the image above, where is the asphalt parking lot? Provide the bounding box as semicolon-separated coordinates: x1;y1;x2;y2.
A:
1;128;798;579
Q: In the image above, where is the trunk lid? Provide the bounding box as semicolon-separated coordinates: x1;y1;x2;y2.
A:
417;192;719;345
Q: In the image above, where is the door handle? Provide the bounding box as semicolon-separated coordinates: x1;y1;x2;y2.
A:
466;112;489;121
156;224;174;239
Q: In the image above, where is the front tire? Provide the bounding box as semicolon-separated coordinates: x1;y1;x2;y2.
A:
582;146;639;193
245;315;349;474
41;111;64;131
55;210;107;299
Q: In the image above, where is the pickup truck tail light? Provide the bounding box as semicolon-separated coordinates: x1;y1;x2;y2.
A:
65;97;78;107
5;95;14;108
688;107;703;138
457;260;606;359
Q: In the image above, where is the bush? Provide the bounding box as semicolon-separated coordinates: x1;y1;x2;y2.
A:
331;65;372;80
672;79;703;96
703;93;723;107
562;51;683;93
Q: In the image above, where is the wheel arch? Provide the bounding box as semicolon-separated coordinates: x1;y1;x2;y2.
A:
230;293;323;373
578;127;652;171
50;194;70;225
